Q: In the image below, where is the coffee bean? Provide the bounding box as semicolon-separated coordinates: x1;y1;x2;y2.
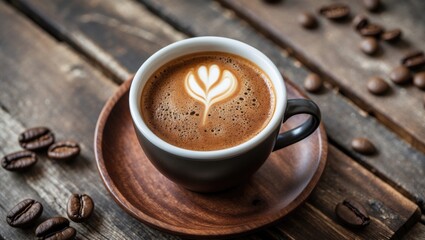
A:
67;193;94;223
414;72;425;90
6;199;43;228
389;66;412;84
47;141;80;160
335;199;370;228
367;77;389;95
401;51;425;70
303;73;323;93
351;137;376;155
381;29;402;42
363;0;381;12
19;127;54;151
352;15;368;31
35;217;76;240
319;4;350;20
359;23;383;37
2;150;37;171
360;38;379;55
298;12;317;29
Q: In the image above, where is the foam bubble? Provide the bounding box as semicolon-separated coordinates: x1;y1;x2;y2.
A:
140;52;275;151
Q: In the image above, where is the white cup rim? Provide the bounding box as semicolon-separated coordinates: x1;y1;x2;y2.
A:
129;37;286;160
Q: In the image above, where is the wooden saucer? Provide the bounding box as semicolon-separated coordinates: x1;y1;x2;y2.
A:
95;79;327;238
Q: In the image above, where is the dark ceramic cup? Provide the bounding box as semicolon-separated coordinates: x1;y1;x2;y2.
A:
129;37;321;192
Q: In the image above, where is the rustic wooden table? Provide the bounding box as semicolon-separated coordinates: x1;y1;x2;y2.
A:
1;0;424;239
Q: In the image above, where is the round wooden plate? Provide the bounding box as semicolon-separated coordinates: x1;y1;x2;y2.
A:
95;79;327;238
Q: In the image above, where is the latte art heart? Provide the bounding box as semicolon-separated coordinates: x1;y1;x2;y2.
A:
185;64;238;124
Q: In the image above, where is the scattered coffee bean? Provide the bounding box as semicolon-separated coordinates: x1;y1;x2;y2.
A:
359;23;383;37
35;217;76;240
360;38;379;55
363;0;381;12
413;72;425;90
389;66;412;84
6;199;43;228
319;4;350;20
47;141;80;161
67;194;94;223
2;150;37;171
19;127;54;151
298;12;317;29
335;199;370;228
351;137;376;155
352;15;368;31
381;29;402;42
367;77;389;95
303;73;323;93
401;51;425;70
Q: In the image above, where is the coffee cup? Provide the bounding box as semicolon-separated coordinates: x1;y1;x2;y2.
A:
129;36;321;192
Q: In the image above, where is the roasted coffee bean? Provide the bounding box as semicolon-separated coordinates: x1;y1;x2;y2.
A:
19;127;54;151
363;0;381;12
352;15;368;31
335;199;370;228
367;77;389;95
360;38;379;55
67;193;94;223
303;73;323;93
389;66;412;84
35;217;76;240
319;4;350;20
6;199;43;228
359;23;383;37
351;137;376;155
47;141;80;160
298;12;317;29
401;51;425;70
2;150;37;171
381;29;402;42
413;72;425;90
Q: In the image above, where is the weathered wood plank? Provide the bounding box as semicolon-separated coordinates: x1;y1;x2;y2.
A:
404;223;425;240
309;146;420;239
0;110;62;240
135;0;425;211
247;146;421;239
219;0;425;154
0;3;179;240
6;0;184;82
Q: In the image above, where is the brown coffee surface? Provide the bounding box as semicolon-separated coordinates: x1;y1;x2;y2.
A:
140;52;275;151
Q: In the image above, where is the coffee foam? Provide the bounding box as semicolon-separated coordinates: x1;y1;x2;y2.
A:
141;52;275;151
185;64;238;124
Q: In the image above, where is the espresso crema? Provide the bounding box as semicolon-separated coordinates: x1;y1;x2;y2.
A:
140;52;276;151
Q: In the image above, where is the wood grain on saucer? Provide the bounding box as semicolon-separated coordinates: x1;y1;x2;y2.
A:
94;79;327;238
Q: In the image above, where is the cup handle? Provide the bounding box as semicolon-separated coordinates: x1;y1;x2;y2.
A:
273;99;321;151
